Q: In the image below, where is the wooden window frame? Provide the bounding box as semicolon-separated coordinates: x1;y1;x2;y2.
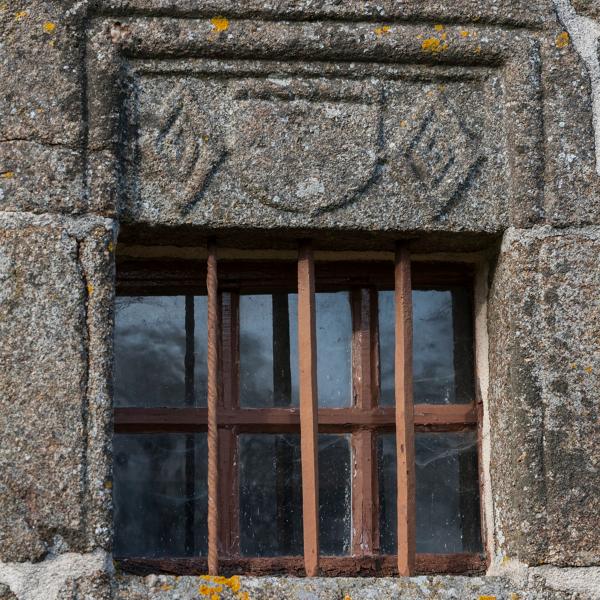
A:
114;243;486;577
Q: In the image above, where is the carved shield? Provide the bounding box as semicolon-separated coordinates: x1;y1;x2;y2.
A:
227;79;383;215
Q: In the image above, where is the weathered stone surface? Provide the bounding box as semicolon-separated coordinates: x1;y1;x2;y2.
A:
0;583;17;600
0;214;115;562
488;226;600;567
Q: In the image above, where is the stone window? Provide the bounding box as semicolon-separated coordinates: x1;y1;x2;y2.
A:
112;243;483;577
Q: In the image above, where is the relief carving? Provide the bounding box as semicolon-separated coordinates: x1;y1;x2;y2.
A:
132;69;495;221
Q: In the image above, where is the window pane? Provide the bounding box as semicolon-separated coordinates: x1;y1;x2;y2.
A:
378;291;395;406
377;431;482;554
239;294;299;408
377;287;474;406
413;288;473;404
239;434;303;556
316;292;352;407
114;296;185;407
194;296;208;406
113;433;208;557
319;434;351;555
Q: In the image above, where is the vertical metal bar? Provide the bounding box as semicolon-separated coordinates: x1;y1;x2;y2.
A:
351;288;379;556
207;242;219;574
184;295;196;555
395;243;415;576
297;241;319;576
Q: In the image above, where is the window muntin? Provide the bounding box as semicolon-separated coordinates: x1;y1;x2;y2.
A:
113;253;483;576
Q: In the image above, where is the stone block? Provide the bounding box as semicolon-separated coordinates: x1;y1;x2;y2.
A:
488;226;600;566
0;214;115;562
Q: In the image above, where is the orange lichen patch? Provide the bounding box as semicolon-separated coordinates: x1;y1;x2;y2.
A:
460;30;469;37
344;595;352;600
159;583;173;591
434;24;444;31
440;32;447;41
198;583;223;597
479;597;496;600
42;21;56;33
1;171;14;179
374;25;391;36
511;594;521;600
421;37;447;53
15;10;28;19
475;45;482;54
86;282;94;296
210;16;229;32
199;575;244;598
556;31;570;49
584;366;593;374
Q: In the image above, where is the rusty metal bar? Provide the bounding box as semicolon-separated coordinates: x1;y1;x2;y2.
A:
395;243;416;576
297;240;320;576
207;241;219;574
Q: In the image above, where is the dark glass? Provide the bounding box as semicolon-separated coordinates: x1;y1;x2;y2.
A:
114;295;208;407
378;291;395;406
377;287;474;406
239;434;303;556
239;294;299;408
316;292;352;407
319;434;351;555
193;296;208;405
377;431;482;554
113;433;208;557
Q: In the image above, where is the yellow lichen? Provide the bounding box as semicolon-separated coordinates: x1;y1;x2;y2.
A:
460;30;469;37
210;16;229;32
87;282;94;296
103;480;113;489
571;362;577;369
440;32;447;41
374;25;391;36
400;120;408;128
42;21;56;33
475;45;482;54
15;10;28;19
159;583;173;591
107;241;114;252
1;171;14;179
434;24;444;31
556;31;570;49
479;597;496;600
421;37;447;53
198;583;222;597
584;366;593;374
344;595;352;600
511;594;521;600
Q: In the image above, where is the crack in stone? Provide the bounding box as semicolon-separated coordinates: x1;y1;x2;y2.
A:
553;0;600;175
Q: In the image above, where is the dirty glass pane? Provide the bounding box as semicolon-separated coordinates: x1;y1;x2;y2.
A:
316;292;352;407
319;434;352;555
377;431;482;554
193;296;208;407
377;287;474;406
113;433;208;557
378;291;395;406
239;294;299;408
239;434;303;556
114;296;186;407
413;288;473;405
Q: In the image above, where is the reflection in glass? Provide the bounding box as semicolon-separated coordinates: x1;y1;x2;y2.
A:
378;291;395;406
114;295;208;407
377;432;482;554
113;433;208;557
114;296;185;407
239;294;299;408
319;434;351;555
377;287;474;406
316;292;352;407
239;434;303;556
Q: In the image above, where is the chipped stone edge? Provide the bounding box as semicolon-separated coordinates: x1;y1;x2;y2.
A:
0;550;112;600
553;0;600;175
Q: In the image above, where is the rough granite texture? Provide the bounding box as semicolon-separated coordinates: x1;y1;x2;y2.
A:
1;0;599;598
